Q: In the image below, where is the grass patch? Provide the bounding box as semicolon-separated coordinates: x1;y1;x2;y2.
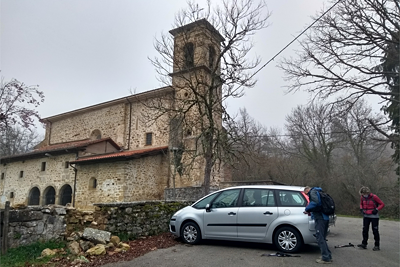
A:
0;240;66;267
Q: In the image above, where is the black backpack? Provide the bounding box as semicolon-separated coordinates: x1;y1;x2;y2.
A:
317;191;335;215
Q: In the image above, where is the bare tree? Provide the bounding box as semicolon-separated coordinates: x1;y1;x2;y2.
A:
328;100;396;211
0;78;44;132
226;108;270;181
284;103;338;187
279;0;399;166
149;0;270;194
0;126;42;157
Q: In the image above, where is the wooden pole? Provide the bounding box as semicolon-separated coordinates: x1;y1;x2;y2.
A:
1;201;10;255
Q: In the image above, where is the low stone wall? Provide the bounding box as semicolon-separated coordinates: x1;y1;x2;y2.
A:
1;201;192;250
164;187;206;201
92;201;192;239
164;186;220;201
2;205;67;249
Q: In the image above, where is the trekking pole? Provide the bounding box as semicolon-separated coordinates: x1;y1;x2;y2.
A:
334;243;355;248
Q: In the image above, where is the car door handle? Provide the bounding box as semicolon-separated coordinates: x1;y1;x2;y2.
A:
228;212;237;216
263;211;273;215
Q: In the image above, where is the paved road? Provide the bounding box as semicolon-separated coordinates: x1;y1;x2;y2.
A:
102;217;400;267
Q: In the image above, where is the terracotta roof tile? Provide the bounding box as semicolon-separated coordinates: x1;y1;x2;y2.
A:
36;137;120;152
1;137;120;161
70;146;169;163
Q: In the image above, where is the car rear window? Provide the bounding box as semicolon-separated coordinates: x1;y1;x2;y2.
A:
277;190;307;207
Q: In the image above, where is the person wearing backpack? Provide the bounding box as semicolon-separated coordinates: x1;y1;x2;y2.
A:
357;186;385;251
304;186;332;264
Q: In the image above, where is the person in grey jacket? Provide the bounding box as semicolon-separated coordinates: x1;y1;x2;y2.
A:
304;186;332;264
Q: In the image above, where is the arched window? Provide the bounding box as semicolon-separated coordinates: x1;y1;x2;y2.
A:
90;129;102;140
59;184;73;206
184;42;194;68
89;177;97;189
28;187;40;205
43;186;56;205
209;46;216;69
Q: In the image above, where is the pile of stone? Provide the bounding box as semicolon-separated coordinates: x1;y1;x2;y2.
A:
41;227;130;264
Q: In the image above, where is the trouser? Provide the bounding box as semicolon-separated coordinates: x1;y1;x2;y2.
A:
315;219;332;261
362;217;380;247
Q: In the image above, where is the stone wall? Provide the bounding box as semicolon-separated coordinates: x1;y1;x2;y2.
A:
0;154;76;208
47;103;127;146
1;201;191;250
1;205;67;249
46;99;172;151
74;154;170;210
87;201;192;238
164;186;206;201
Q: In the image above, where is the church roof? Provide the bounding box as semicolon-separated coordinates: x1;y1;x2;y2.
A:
70;145;169;164
0;137;120;163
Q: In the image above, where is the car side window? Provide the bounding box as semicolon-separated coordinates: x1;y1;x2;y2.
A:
278;190;307;207
242;189;275;207
192;192;218;209
211;189;240;208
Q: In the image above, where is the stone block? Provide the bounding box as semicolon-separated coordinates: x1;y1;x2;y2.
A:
9;210;43;222
82;228;111;245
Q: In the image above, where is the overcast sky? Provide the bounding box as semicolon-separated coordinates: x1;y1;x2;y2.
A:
1;0;336;135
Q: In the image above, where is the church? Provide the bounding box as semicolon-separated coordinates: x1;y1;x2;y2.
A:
0;19;227;210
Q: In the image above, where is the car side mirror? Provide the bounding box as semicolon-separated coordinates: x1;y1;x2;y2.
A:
206;204;211;212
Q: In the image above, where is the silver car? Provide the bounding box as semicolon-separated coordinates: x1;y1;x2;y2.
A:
169;185;335;253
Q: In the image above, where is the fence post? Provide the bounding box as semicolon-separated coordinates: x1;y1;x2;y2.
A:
1;201;10;255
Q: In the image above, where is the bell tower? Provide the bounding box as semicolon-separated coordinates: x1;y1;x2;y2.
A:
168;19;225;188
169;18;224;77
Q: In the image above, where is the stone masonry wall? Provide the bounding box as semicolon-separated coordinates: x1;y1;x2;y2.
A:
74;154;170;210
1;201;191;250
2;205;67;249
126;100;171;149
0;154;76;208
90;201;192;238
47;103;126;146
123;154;169;201
74;161;127;210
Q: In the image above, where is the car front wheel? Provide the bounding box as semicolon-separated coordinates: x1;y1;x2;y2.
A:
180;222;201;245
274;226;303;253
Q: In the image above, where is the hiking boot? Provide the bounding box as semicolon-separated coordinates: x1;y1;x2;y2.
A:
357;244;367;249
316;259;332;264
319;257;333;262
373;246;380;251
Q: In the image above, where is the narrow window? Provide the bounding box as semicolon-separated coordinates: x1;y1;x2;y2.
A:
184;42;194;68
1;173;4;180
185;129;192;137
41;162;46;171
145;133;153;146
89;178;97;189
10;192;14;198
19;171;24;178
65;161;69;168
208;46;216;69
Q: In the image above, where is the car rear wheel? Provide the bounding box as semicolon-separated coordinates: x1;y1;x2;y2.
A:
274;226;303;253
181;222;201;245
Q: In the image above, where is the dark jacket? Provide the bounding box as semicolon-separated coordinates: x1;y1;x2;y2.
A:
305;187;329;221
